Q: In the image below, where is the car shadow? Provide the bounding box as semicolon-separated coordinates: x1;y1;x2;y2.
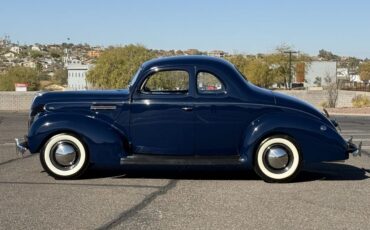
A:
298;162;369;182
81;162;369;182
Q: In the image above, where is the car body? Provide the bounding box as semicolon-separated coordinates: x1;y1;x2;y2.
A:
15;56;361;182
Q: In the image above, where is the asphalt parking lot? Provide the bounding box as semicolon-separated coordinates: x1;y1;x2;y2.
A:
0;112;369;229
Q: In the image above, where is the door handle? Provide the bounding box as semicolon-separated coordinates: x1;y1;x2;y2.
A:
181;107;193;112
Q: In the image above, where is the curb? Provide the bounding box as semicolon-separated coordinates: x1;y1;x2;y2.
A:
329;113;370;117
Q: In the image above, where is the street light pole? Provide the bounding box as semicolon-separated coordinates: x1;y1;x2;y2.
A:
284;51;298;89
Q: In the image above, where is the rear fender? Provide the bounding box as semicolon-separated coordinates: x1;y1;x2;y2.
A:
239;111;348;168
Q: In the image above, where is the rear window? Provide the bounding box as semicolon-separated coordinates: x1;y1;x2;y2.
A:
197;72;225;94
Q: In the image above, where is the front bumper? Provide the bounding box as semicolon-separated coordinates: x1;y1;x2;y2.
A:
15;137;29;156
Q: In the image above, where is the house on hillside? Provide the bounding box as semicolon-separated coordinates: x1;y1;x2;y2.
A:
31;45;41;52
22;60;37;68
10;46;21;54
208;50;227;58
184;49;202;55
87;50;101;58
3;52;15;59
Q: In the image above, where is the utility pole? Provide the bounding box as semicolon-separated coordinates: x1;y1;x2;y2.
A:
64;37;71;67
284;50;298;89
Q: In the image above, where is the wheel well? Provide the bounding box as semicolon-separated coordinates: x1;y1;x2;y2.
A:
37;128;130;156
38;130;88;154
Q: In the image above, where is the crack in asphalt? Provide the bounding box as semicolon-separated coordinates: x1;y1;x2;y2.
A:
0;154;34;167
96;179;178;230
0;181;162;189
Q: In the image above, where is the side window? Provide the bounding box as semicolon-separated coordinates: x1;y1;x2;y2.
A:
197;72;225;94
142;70;189;94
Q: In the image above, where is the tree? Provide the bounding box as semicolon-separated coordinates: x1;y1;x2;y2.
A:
323;74;339;108
314;77;322;87
227;48;310;89
226;54;249;75
346;57;360;70
245;58;273;88
0;66;39;91
30;50;43;59
50;50;62;59
264;52;290;88
52;68;68;85
359;62;370;82
265;46;311;89
87;44;155;89
318;49;340;61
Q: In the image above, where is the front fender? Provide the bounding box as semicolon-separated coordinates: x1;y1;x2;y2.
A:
28;112;128;169
239;110;348;168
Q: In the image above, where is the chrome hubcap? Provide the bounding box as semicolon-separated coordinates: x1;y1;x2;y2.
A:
53;142;77;167
266;147;289;170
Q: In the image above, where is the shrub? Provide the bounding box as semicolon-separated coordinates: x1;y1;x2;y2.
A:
0;66;40;91
352;95;370;108
320;101;329;108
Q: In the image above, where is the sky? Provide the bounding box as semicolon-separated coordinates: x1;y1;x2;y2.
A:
1;0;370;58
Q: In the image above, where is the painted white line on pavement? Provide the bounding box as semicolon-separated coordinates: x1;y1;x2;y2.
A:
340;130;369;133
342;134;370;136
351;138;370;141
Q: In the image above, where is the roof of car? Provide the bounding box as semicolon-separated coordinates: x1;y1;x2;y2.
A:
141;55;234;70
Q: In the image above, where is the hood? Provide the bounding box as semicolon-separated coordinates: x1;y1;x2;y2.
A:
31;89;129;114
273;91;325;119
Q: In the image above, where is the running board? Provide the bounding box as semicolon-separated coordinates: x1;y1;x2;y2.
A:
120;155;243;165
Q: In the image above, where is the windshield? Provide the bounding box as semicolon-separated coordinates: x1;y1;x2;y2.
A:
128;67;142;87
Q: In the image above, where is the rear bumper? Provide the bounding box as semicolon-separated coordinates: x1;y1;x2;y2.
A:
15;137;29;156
347;138;362;157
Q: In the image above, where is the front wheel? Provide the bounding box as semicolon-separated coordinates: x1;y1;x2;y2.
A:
40;133;89;179
254;135;302;183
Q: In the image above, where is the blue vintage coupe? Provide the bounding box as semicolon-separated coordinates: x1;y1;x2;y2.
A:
15;56;361;182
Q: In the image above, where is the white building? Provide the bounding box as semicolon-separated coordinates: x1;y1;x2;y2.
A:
303;61;337;87
337;67;363;83
67;63;94;90
350;74;362;82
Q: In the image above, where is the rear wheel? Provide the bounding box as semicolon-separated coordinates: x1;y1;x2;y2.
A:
254;135;302;183
40;133;89;179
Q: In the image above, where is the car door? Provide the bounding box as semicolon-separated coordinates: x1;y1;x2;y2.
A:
130;67;195;155
194;69;247;156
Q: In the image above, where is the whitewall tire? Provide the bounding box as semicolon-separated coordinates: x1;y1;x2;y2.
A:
40;133;89;179
254;135;301;183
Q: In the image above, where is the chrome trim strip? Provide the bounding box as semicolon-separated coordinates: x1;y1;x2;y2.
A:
90;105;117;110
120;155;241;165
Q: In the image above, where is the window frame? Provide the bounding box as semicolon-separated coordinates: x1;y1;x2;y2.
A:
196;71;227;95
139;69;190;95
